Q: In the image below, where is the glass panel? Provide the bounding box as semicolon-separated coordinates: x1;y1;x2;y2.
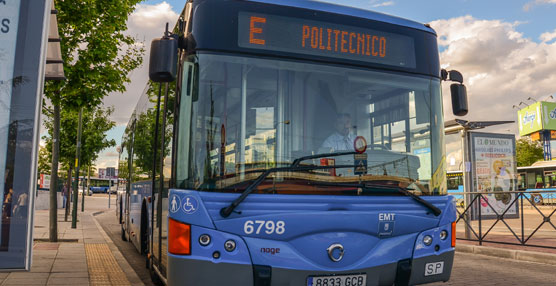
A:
1;0;48;269
176;53;445;195
158;80;175;275
445;133;463;172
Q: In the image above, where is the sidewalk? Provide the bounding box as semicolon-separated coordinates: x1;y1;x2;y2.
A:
0;206;143;286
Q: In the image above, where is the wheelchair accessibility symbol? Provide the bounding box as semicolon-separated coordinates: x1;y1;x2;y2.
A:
169;195;181;214
182;196;199;214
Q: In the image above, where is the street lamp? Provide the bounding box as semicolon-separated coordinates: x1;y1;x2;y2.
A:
519;101;527;107
512;105;520;110
544;95;554;101
526;97;537;103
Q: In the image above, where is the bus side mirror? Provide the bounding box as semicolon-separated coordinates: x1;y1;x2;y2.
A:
149;36;178;83
451;83;468;116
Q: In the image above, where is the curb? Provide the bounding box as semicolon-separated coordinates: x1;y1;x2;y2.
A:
91;213;145;286
456;244;556;265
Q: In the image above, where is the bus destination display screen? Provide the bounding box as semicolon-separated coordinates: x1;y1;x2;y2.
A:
238;12;416;68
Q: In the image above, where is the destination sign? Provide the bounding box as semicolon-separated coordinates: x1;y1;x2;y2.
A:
238;12;416;68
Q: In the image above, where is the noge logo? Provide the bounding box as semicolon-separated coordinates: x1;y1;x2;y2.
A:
522;111;536;128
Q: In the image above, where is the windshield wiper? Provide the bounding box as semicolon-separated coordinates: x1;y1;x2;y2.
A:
303;181;441;216
220;149;434;218
219;164;355;217
363;183;441;216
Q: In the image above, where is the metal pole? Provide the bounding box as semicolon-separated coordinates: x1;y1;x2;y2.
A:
239;66;247;179
82;165;89;212
64;165;72;221
108;189;111;208
48;101;61;242
461;129;472;239
72;108;83;228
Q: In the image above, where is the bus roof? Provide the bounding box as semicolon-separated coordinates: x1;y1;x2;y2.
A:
517;160;556;170
245;0;436;35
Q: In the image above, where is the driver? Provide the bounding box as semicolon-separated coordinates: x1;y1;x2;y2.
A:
321;113;356;151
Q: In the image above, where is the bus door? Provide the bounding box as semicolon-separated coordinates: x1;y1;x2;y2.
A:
151;77;176;276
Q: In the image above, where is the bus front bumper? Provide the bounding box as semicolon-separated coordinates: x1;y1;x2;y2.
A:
167;250;454;286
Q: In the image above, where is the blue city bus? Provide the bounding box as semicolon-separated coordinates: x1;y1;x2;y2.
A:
446;171;464;207
119;0;467;285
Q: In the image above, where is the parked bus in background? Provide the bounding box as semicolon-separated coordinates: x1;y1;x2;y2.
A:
446;171;464;208
78;176;117;194
118;0;468;285
517;161;556;205
446;162;556;206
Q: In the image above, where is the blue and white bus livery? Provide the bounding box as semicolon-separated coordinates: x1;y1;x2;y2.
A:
119;0;469;285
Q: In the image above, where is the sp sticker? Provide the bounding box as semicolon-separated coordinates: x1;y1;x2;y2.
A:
182;196;199;214
169;194;182;214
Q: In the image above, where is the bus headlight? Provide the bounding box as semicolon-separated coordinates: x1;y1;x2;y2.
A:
224;239;236;252
423;235;433;246
440;230;448;240
199;234;211;246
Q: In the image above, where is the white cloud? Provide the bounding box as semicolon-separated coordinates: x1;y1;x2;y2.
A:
540;29;556;43
430;16;556;135
103;2;179;126
371;1;395;8
523;0;556;11
96;2;179;169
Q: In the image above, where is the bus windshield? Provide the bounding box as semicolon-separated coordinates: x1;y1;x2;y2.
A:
177;53;446;195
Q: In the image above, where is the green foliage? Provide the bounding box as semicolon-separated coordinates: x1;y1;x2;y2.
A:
41;0;144;183
43;107;117;169
516;138;544;167
37;145;51;175
44;0;144;108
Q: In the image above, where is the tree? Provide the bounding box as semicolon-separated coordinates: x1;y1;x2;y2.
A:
37;145;51;176
516;138;544;167
43;107;117;174
42;0;144;241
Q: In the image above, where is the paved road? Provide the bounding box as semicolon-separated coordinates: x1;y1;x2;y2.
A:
430;252;556;286
89;194;157;286
89;195;556;286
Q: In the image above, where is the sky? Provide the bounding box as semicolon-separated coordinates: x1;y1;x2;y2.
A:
84;0;556;169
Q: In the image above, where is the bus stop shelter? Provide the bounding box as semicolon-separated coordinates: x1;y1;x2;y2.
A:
1;0;63;270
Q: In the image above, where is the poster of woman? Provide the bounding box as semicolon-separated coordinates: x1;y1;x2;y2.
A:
471;132;519;219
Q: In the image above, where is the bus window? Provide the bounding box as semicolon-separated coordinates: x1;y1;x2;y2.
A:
517;173;526;189
176;54;444;195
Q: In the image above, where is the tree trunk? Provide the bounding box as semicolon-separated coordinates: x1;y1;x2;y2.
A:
48;102;61;242
64;164;72;221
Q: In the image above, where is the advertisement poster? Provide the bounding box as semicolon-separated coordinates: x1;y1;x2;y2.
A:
517;101;542;136
39;174;51;189
1;0;22;247
470;132;519;219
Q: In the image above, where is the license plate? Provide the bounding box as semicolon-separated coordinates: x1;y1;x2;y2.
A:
424;261;444;276
307;274;366;286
